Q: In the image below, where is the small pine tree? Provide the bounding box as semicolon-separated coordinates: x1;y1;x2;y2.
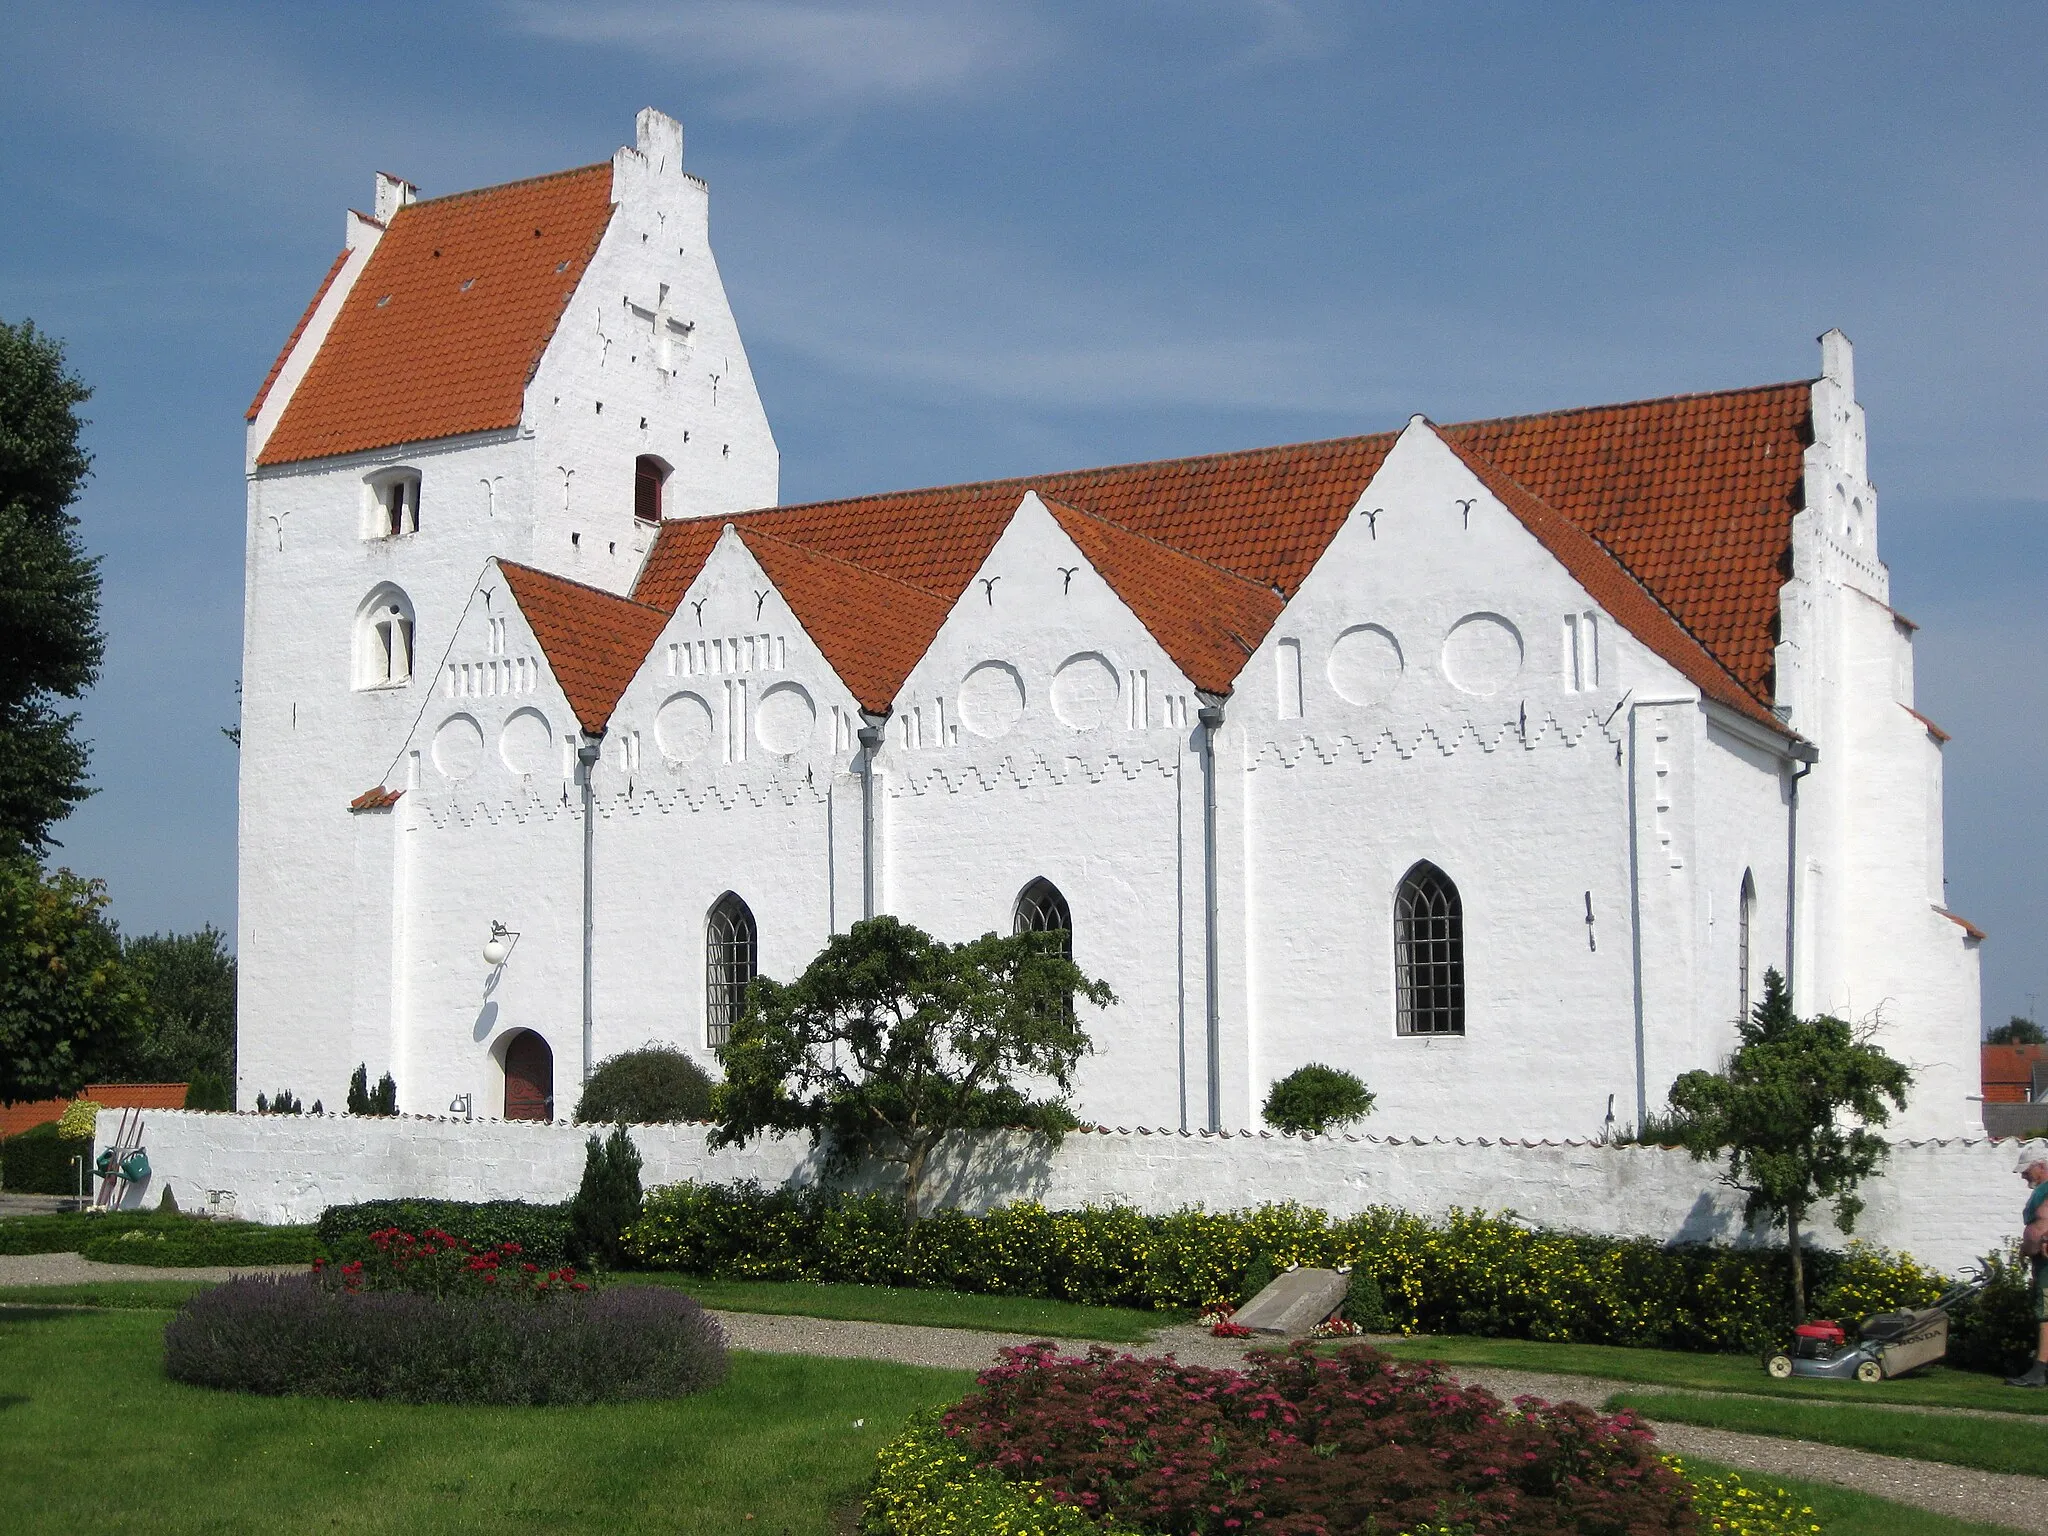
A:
1341;1266;1391;1330
346;1064;372;1116
373;1072;397;1116
567;1125;643;1270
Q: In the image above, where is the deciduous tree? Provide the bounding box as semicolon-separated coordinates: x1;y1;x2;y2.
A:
1668;968;1912;1320
711;915;1114;1226
0;853;141;1104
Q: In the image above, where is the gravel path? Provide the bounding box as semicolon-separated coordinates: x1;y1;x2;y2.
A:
0;1252;304;1286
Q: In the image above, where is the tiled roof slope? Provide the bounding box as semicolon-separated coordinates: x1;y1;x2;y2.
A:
1437;435;1786;732
1983;1043;2044;1103
258;164;616;465
499;562;670;734
1041;496;1285;695
1441;381;1813;702
738;530;953;713
246;248;350;422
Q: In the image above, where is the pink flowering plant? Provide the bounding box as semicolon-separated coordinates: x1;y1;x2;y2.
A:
938;1341;1696;1536
313;1226;590;1301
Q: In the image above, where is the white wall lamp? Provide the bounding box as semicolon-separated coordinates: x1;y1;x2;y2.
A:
482;921;521;968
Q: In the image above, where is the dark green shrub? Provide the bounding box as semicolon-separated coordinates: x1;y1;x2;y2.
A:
1951;1245;2038;1375
79;1224;317;1266
316;1199;571;1267
345;1064;398;1117
1261;1063;1375;1136
567;1126;644;1269
0;1121;91;1195
573;1046;714;1125
163;1274;727;1404
1237;1251;1276;1306
183;1072;231;1111
1342;1265;1391;1329
0;1210;205;1254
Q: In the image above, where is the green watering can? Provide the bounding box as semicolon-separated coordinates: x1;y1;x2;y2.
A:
120;1150;151;1182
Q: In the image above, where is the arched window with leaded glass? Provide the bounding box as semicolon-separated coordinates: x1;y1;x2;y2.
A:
705;892;757;1048
1013;878;1073;957
1395;861;1463;1036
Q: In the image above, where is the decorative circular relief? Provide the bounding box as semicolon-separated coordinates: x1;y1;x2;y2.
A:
1050;653;1119;731
958;661;1025;739
1441;613;1523;695
1327;624;1404;706
432;714;484;780
754;682;816;755
499;707;553;776
654;692;714;763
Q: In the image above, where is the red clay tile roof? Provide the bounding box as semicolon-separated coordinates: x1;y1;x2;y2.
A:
1040;496;1285;695
737;529;952;714
258;165;615;465
1904;705;1950;743
1984;1043;2042;1100
349;785;404;813
1938;907;1987;943
1436;434;1788;733
499;561;670;734
247;248;351;422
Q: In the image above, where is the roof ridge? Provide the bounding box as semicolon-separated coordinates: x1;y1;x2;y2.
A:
1036;491;1285;598
1443;377;1817;434
497;558;669;615
736;524;952;603
400;160;614;211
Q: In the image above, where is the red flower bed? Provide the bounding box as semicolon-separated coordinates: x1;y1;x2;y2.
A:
313;1226;589;1300
943;1343;1695;1536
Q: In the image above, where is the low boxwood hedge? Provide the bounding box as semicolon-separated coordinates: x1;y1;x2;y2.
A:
79;1224;317;1266
315;1198;571;1267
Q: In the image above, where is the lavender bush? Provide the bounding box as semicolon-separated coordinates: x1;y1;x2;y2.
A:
164;1275;727;1404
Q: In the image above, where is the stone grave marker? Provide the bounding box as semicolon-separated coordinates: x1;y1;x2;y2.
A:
1233;1267;1348;1335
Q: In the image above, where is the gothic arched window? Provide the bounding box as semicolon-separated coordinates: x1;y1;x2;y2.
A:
705;892;757;1048
1737;869;1757;1022
1395;861;1463;1036
635;455;670;524
1013;878;1073;957
355;584;416;689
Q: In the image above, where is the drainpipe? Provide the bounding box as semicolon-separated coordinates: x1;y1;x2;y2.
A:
1784;740;1820;1001
578;735;602;1088
857;717;886;920
1198;700;1225;1132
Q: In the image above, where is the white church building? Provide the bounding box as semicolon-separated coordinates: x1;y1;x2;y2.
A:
236;110;1982;1141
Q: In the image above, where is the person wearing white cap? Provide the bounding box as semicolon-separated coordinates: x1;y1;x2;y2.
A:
2010;1148;2048;1388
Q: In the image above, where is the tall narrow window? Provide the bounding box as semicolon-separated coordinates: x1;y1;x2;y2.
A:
705;892;757;1048
1013;877;1073;955
367;470;421;537
355;584;416;689
1737;869;1756;1022
635;455;670;524
1395;861;1464;1036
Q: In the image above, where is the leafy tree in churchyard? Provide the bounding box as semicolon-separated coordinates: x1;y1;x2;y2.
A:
1262;1063;1376;1136
0;319;103;855
1988;1016;2046;1046
712;915;1114;1226
108;926;237;1087
0;855;142;1105
575;1045;714;1124
1668;968;1912;1320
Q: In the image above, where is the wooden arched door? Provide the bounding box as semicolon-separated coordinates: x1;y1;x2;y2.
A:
503;1031;554;1121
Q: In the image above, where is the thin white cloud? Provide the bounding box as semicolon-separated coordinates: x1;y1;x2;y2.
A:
506;1;1051;115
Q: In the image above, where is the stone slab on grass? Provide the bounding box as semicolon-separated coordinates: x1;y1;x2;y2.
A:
1234;1267;1347;1335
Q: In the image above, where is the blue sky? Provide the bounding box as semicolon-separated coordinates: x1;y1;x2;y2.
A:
2;2;2043;1034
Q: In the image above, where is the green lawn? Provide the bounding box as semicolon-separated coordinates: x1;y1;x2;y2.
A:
619;1273;1179;1342
1679;1458;2028;1536
1617;1391;2048;1480
0;1281;212;1310
1375;1334;2047;1417
0;1304;973;1534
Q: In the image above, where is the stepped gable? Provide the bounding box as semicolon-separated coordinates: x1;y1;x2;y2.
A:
258;163;616;465
1441;380;1813;704
246;248;349;422
1437;435;1788;733
736;529;952;715
628;379;1812;710
1040;495;1286;695
498;561;669;734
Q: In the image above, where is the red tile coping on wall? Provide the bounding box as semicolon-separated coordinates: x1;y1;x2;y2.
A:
1938;907;1987;943
1904;705;1951;744
258;164;616;466
349;786;404;812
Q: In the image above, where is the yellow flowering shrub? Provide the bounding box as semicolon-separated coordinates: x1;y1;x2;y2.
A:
55;1098;101;1141
1666;1457;1821;1536
865;1412;1139;1536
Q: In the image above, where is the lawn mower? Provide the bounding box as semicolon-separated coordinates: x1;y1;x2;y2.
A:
1763;1275;1986;1383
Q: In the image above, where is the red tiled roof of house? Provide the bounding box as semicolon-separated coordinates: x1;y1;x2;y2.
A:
247;248;351;422
258;164;615;465
1984;1043;2044;1102
499;561;670;734
738;529;952;714
1041;496;1285;696
1436;434;1787;733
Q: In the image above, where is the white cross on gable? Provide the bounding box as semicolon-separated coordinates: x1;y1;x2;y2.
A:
624;283;693;376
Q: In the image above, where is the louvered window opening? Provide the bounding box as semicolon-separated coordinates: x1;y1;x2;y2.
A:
1395;862;1464;1036
635;456;666;523
705;893;757;1048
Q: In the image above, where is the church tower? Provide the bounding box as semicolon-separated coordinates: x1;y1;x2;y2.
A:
236;110;776;1107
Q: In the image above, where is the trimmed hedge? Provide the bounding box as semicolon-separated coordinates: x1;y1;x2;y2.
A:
163;1273;726;1404
315;1199;571;1267
626;1180;1985;1357
0;1211;306;1260
0;1122;92;1196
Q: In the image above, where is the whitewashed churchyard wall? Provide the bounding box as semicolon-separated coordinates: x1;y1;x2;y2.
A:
125;1110;2041;1277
